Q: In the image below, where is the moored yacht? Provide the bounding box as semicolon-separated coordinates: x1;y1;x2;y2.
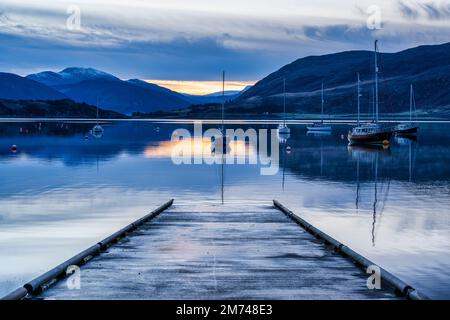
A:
211;71;230;155
348;122;392;145
348;40;392;146
277;78;290;134
92;99;104;138
393;84;419;135
307;83;331;132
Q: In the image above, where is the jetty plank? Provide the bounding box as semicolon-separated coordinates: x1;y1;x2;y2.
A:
38;202;396;300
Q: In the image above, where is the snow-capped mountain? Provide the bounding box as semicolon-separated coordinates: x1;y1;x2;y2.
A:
27;67;120;86
3;67;251;115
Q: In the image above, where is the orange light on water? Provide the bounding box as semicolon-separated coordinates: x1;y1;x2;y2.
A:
144;137;256;159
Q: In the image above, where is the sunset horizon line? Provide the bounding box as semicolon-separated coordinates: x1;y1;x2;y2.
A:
144;79;256;95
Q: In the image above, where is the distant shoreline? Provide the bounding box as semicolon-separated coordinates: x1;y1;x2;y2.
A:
1;117;449;124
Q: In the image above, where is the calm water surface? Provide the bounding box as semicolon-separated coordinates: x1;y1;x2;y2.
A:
0;120;449;299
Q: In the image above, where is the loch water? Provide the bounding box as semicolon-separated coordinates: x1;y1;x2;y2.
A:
0;120;449;299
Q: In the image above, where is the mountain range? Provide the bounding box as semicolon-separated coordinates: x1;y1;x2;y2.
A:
26;68;194;114
1;41;449;118
0;73;67;100
233;42;450;117
0;67;248;116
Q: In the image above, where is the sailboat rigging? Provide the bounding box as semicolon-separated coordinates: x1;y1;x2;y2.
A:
348;40;392;146
277;78;290;134
212;71;229;155
307;83;332;132
393;84;419;134
92;97;104;138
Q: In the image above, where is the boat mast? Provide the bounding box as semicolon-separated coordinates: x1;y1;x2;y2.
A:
221;71;225;133
372;87;375;122
283;78;286;126
96;97;99;123
374;40;379;123
410;84;413;122
357;73;361;126
321;82;324;124
221;70;225;204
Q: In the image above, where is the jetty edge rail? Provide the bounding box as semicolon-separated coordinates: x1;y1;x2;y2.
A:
1;199;174;301
273;200;428;300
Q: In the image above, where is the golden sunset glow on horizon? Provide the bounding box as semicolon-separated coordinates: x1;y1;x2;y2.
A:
145;80;255;95
144;138;256;159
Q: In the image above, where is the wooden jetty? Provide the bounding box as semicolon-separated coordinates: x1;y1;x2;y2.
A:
2;200;425;300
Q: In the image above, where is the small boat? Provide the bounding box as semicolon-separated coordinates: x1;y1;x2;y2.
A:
92;99;104;138
278;125;290;134
307;123;332;131
393;84;419;135
92;124;104;135
348;41;392;146
211;71;230;154
306;130;331;137
394;122;418;135
348;122;392;146
278;78;290;135
307;83;331;132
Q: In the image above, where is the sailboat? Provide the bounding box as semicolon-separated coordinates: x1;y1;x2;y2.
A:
393;84;419;134
307;83;331;132
348;40;392;146
277;78;290;134
92;98;104;138
211;71;230;155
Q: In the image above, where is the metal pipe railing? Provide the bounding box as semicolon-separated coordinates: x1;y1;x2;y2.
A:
273;200;428;300
1;199;174;300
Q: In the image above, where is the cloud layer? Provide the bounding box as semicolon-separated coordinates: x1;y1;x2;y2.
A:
0;0;449;80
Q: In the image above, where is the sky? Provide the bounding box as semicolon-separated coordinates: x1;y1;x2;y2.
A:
146;80;255;95
0;0;449;93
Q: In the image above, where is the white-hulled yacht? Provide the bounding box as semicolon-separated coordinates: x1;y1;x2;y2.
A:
393;84;419;134
92;99;104;137
307;83;331;132
278;78;290;134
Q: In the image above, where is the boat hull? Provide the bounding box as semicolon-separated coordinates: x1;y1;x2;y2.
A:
306;126;331;131
307;130;331;136
348;131;392;145
395;126;418;134
277;127;290;134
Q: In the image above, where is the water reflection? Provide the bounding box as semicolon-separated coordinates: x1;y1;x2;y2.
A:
347;144;389;246
1;121;446;183
278;132;290;191
144;138;254;160
0;121;449;299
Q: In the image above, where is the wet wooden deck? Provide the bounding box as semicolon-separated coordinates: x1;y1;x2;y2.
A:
39;202;396;300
